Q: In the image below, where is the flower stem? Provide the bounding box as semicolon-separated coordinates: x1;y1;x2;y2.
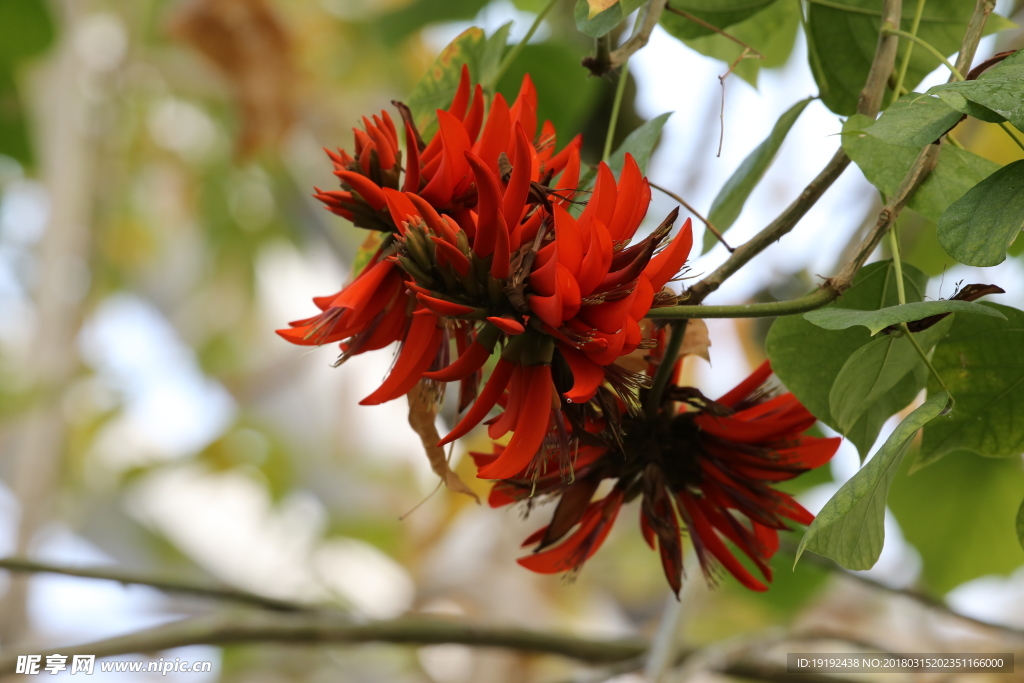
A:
486;0;559;91
890;0;928;102
882;28;965;81
645;320;686;419
998;122;1024;154
603;60;630;163
889;221;954;403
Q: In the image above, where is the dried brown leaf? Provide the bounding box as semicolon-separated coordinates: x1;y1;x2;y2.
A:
408;381;480;503
168;0;296;158
679;318;711;362
587;0;620;19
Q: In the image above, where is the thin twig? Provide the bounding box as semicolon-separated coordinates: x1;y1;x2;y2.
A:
664;5;764;58
0;557;313;613
682;0;901;305
649;181;733;251
685;149;851;304
784;544;1024;639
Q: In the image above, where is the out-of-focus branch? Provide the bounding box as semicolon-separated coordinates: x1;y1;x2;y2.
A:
0;613;651;675
789;546;1024;639
0;558;313;614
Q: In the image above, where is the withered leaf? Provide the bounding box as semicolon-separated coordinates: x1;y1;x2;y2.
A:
408;381;480;503
902;284;1004;333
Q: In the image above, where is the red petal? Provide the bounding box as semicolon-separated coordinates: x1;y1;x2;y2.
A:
716;360;772;408
472;93;511;175
644;218;694;291
559;346;605;404
503;123;533;232
487;316;525;335
509;74;537;142
477;365;553;479
440;358;515;445
334;170;387;212
415;293;476;317
359;315;442;405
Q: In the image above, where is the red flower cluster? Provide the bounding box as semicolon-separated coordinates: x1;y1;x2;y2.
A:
472;360;840;595
278;66;693;482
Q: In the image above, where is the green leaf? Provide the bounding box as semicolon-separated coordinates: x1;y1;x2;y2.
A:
936;159;1024;267
1018;496;1024;552
917;303;1024;467
376;0;490;46
828;318;952;434
579;112;672;191
842;113;1000;222
678;0;800;87
865;93;964;148
702;97;812;253
407;25;511;141
496;40;606;147
807;0;1014;116
926;50;1024;130
766;261;927;458
889;450;1024;593
796;391;948;571
607;111;671;176
0;0;55;64
659;0;778;40
805;300;1005;334
574;0;645;37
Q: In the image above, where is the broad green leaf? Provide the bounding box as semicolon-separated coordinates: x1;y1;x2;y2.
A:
574;0;645;37
829;318;952;434
587;0;620;17
796;391;948;571
607;111;671;176
1018;496;1024;552
579;112;672;191
0;0;54;64
766;261;927;457
0;68;32;166
0;0;55;167
936;160;1024;267
805;300;1004;334
660;0;777;40
807;0;1014;116
890;451;1024;593
865;93;964;148
702;97;812;253
496;41;606;148
842;114;1000;222
377;0;489;45
679;0;800;87
926;50;1024;130
407;25;511;140
918;303;1024;467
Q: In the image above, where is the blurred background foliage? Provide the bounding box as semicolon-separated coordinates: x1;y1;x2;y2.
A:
0;0;1023;681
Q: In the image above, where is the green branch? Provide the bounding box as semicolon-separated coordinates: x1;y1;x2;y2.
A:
890;0;929;101
648;287;838;320
604;62;630;163
882;27;965;80
645;320;687;419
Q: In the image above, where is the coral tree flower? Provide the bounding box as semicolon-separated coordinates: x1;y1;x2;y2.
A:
472;360;840;595
279;65;695;477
